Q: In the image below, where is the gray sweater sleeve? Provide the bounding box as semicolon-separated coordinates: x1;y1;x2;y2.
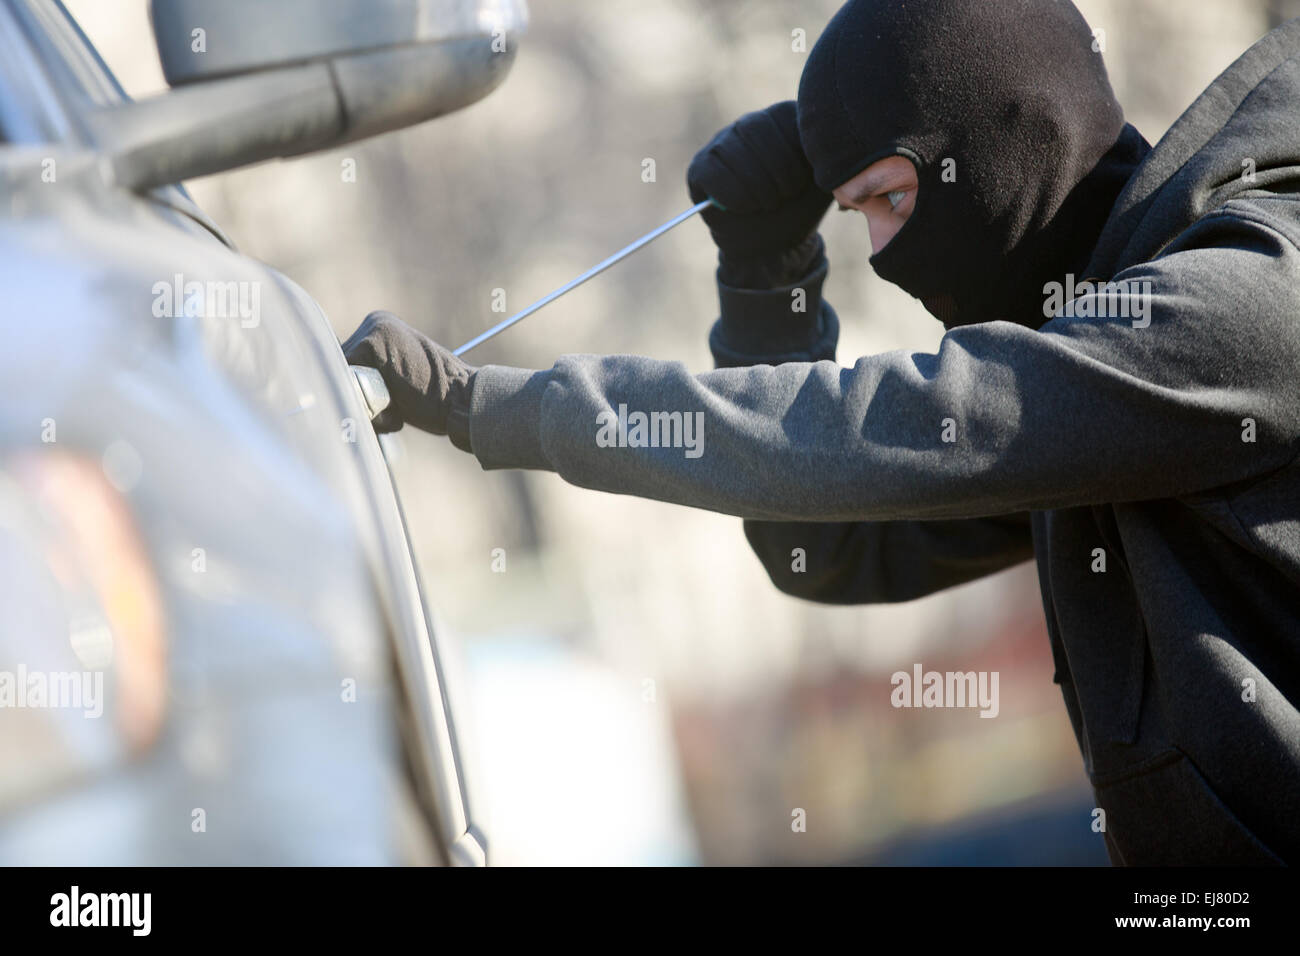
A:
466;206;1300;524
702;240;1035;604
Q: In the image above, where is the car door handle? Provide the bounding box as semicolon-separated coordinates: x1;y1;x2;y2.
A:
349;365;391;422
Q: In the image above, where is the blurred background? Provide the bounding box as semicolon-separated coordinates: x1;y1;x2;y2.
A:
64;0;1298;865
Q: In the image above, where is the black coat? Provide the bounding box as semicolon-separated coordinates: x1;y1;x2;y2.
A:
464;20;1300;865
740;21;1300;865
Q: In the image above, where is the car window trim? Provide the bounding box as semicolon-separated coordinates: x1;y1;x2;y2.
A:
0;0;75;143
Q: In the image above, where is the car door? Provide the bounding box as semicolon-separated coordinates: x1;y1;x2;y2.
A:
0;0;482;865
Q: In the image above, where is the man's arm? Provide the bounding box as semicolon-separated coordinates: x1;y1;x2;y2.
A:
467;210;1300;522
743;513;1034;604
709;232;1035;603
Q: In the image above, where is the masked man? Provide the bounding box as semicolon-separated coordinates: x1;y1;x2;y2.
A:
343;0;1300;865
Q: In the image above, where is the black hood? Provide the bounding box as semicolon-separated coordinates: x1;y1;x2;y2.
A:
1086;17;1300;280
796;0;1148;329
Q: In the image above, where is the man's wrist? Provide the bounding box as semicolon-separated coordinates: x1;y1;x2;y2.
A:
711;241;834;367
446;373;475;453
709;303;840;369
467;365;552;470
717;233;824;290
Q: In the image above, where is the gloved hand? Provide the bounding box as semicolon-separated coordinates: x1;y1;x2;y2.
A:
687;100;833;276
341;311;476;451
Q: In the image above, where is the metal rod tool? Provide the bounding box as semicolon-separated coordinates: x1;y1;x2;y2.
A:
453;199;715;357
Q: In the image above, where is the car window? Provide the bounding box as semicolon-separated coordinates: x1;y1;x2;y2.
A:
18;0;130;110
2;0;209;222
0;1;74;143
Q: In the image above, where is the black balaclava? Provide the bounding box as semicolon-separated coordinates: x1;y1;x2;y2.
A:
797;0;1150;329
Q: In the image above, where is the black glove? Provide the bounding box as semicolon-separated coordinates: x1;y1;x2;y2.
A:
341;311;476;451
687;100;833;281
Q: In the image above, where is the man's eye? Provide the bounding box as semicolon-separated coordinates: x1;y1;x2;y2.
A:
887;190;908;210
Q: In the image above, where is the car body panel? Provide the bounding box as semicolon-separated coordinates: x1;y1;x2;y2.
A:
0;0;484;864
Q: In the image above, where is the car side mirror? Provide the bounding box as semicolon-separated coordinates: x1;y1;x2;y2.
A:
88;0;526;191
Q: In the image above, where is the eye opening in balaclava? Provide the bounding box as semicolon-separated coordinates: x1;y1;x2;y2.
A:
797;0;1147;330
874;148;967;326
852;145;927;243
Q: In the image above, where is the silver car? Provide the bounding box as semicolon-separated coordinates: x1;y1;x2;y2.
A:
0;0;526;865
